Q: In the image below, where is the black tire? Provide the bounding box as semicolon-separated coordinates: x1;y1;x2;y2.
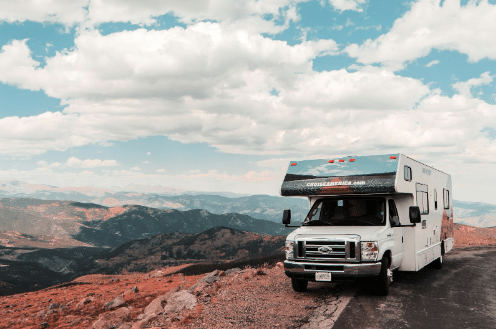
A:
374;256;392;296
432;255;443;269
291;278;308;292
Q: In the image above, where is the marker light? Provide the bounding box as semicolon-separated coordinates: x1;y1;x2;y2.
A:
291;162;297;166
328;160;334;163
390;156;397;159
339;159;345;162
349;159;355;162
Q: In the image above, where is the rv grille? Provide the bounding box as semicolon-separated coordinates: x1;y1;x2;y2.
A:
296;239;359;261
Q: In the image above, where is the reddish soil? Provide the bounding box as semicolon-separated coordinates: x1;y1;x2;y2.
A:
0;263;319;329
0;264;198;329
453;223;496;247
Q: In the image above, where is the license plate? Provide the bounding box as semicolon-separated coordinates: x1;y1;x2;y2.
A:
315;272;332;281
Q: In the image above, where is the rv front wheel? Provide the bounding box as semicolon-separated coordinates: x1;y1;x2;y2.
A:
291;278;308;292
374;256;392;296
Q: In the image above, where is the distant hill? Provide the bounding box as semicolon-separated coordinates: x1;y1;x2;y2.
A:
3;180;496;227
76;226;285;274
0;198;291;248
0;227;284;295
453;200;496;227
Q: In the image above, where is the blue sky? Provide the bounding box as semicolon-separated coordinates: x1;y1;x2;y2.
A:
1;0;496;203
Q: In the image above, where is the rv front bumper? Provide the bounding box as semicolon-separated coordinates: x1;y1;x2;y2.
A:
284;260;381;280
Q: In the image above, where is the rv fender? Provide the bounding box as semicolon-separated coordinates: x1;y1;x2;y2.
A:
378;239;394;264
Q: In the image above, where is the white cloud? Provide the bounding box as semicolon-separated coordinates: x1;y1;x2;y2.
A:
346;0;496;70
156;169;166;173
329;0;367;12
0;0;88;25
0;0;307;33
1;1;496;172
130;166;141;171
1;23;496;166
452;71;493;97
425;60;439;67
239;171;276;182
0;25;338;156
66;157;118;168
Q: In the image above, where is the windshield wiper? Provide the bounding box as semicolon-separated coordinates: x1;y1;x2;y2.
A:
303;220;331;226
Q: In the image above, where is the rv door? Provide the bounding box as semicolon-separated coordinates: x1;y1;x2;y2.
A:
388;199;404;269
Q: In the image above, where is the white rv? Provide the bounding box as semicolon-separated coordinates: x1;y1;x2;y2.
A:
281;154;454;295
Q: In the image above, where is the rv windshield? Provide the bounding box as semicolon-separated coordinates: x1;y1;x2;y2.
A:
303;197;385;226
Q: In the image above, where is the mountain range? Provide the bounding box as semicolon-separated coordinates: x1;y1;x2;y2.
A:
0;226;284;296
1;180;495;227
0;180;308;223
0;198;291;249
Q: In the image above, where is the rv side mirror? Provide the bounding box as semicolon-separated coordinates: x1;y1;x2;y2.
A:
282;209;291;225
409;206;421;224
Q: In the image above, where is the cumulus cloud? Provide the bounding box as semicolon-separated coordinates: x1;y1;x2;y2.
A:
452;71;493;97
1;21;496;165
0;0;88;25
1;0;496;169
345;0;496;70
87;0;305;32
329;0;367;13
0;0;307;33
66;157;118;168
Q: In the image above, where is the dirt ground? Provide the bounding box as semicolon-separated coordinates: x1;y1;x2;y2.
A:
0;263;330;329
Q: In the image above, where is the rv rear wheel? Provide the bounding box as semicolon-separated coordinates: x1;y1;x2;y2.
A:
374;256;392;296
291;278;308;292
432;255;443;269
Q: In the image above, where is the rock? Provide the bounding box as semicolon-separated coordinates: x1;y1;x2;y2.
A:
76;297;94;309
188;270;220;293
148;270;165;278
48;303;60;310
103;295;126;310
143;295;167;317
163;290;197;315
91;307;131;329
225;267;242;275
131;286;139;293
40;323;48;329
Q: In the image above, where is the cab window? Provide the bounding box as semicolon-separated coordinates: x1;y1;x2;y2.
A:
388;199;400;226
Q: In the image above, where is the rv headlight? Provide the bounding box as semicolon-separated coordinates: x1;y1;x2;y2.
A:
361;241;379;261
285;241;295;260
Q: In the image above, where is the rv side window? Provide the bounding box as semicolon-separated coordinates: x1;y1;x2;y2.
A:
443;189;450;209
416;183;429;215
434;189;438;210
404;166;412;181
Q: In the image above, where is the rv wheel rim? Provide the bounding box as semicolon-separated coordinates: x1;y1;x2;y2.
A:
387;268;393;284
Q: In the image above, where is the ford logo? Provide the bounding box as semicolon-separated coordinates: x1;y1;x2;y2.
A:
318;246;333;253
